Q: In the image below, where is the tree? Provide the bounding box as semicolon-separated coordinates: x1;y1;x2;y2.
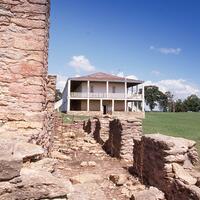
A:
145;86;161;111
165;91;174;112
158;92;168;112
55;89;62;102
183;95;200;112
175;99;185;112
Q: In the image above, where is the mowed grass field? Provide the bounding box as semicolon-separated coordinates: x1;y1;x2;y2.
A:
143;112;200;153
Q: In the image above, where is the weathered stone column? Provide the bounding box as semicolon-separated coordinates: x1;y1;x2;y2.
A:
0;0;52;151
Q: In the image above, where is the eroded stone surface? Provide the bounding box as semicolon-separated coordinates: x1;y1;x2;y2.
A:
133;133;200;200
0;0;56;153
131;187;166;200
0;158;22;181
172;163;197;185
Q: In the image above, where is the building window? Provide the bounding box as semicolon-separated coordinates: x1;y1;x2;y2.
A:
90;86;94;93
112;86;116;93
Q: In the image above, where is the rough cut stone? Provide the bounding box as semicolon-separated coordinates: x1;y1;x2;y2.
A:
70;173;103;184
51;150;72;161
68;182;107;200
0;157;22;181
131;187;166;200
109;174;128;186
29;158;57;173
0;168;73;199
14;142;44;160
172;163;197;185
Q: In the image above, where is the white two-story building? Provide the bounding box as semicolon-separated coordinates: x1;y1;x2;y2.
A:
61;72;145;117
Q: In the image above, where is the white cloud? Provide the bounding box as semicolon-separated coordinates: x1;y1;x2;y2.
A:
56;75;68;91
150;46;182;55
69;55;95;72
126;75;138;80
117;72;124;77
145;79;200;99
151;70;161;76
116;72;138;80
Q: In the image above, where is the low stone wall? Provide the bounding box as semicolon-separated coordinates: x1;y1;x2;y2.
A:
133;134;200;200
68;111;145;119
53;115;85;151
84;116;143;162
113;111;145;119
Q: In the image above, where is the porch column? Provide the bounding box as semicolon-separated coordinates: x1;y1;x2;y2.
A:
142;84;145;112
112;99;114;112
87;99;90;111
136;101;139;112
87;80;90;112
125;79;127;112
136;85;139;94
125;100;127;112
67;79;71;112
106;81;109;98
125;79;127;99
87;81;90;98
67;99;70;112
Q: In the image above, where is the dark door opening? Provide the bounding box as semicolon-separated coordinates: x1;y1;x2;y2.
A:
103;105;107;114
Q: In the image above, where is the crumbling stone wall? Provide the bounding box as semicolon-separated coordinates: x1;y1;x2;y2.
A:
0;0;54;151
133;134;200;200
84;116;143;162
30;75;56;152
105;118;142;161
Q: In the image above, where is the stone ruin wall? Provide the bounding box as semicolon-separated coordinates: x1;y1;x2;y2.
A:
133;134;200;200
82;116;200;199
30;75;56;152
83;116;143;162
0;0;55;152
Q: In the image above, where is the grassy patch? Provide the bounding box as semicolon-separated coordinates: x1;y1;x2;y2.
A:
143;112;200;153
60;113;90;124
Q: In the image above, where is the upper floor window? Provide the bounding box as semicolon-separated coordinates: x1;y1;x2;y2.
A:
112;86;116;93
90;85;94;93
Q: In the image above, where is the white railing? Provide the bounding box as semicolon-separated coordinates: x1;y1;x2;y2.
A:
108;93;125;99
70;92;143;100
89;93;107;98
127;93;143;99
70;92;88;98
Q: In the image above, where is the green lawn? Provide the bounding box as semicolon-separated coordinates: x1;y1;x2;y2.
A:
60;113;90;124
143;112;200;153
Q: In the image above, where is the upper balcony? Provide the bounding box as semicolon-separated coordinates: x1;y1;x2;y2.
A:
70;92;143;100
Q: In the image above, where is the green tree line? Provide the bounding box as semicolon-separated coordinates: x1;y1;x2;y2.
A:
145;86;200;112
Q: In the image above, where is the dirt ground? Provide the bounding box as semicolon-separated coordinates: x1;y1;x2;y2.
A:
52;130;147;200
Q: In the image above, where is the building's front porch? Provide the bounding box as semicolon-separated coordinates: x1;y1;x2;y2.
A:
69;99;143;115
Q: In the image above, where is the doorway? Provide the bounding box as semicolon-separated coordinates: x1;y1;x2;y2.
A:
103;105;107;114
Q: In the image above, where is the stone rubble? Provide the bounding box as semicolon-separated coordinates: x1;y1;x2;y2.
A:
0;135;73;199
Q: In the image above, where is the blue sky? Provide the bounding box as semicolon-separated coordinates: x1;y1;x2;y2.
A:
48;0;200;98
